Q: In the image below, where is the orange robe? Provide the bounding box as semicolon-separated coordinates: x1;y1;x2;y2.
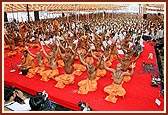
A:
123;76;131;82
4;45;10;50
16;47;25;53
40;70;52;82
78;78;97;94
26;66;45;78
40;69;59;81
28;43;41;49
77;48;86;54
26;68;36;78
24;57;36;78
57;60;64;68
123;70;131;82
73;64;86;76
85;57;94;64
110;54;117;62
48;69;59;80
105;60;112;67
55;74;74;88
22;54;35;69
104;82;126;103
44;58;50;67
96;69;106;79
5;51;17;58
74;55;79;60
93;51;102;57
36;66;46;74
73;70;82;76
128;64;132;70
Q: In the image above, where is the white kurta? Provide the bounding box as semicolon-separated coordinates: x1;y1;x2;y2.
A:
4;98;31;111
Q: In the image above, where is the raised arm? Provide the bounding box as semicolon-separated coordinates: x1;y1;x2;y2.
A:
95;55;103;70
54;44;59;59
101;40;107;51
88;38;95;45
103;58;115;73
93;32;101;41
71;44;78;62
4;33;9;42
41;39;50;49
78;51;87;66
69;45;75;54
104;49;112;61
90;49;98;60
120;45;127;54
40;42;49;58
25;46;36;57
122;63;135;76
118;38;128;54
116;50;122;62
18;32;23;40
59;40;66;51
130;42;141;55
132;52;141;63
111;38;118;50
57;43;64;59
20;55;25;65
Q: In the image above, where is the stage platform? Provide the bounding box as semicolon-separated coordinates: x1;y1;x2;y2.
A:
4;41;164;111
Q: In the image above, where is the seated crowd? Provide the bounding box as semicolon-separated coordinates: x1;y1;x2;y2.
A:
4;12;164;107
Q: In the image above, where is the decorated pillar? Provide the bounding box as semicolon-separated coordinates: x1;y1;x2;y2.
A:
27;4;30;22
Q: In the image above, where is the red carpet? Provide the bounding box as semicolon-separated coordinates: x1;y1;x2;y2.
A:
4;41;164;111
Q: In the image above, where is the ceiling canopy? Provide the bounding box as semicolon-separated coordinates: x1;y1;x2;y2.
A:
3;3;164;13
